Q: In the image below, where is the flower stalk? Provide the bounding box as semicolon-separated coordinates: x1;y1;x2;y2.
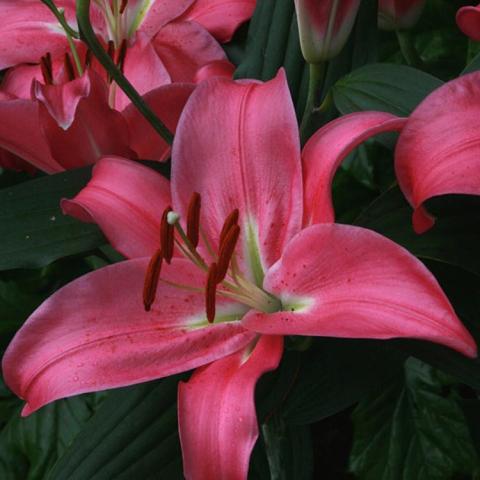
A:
75;0;174;145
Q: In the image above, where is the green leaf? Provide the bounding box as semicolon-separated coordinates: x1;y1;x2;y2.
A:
0;167;105;270
0;395;98;480
354;187;480;277
349;358;479;479
332;63;443;116
261;415;313;480
48;376;184;480
391;261;480;390
463;50;480;74
234;0;306;106
281;338;405;425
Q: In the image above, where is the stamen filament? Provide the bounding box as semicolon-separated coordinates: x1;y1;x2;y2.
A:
40;54;53;85
173;222;208;269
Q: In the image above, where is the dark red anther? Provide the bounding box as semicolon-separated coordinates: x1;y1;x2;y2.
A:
160;206;174;263
120;0;128;14
186;192;201;249
219;208;239;246
84;48;93;69
216;224;240;282
117;39;128;73
143;248;163;312
63;53;75;81
40;53;53;85
206;263;218;323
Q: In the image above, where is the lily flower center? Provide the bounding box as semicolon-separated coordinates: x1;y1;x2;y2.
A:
143;192;282;322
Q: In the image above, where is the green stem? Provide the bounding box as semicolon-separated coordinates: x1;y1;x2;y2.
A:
41;0;80;39
66;32;84;75
75;0;173;145
299;62;326;143
396;30;424;69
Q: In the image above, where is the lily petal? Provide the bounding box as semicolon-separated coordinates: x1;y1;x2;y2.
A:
2;257;254;416
456;4;480;41
62;156;171;259
242;224;477;358
132;0;194;39
180;0;256;42
115;32;171;111
38;71;133;169
153;20;226;83
302;111;406;225
0;98;62;173
171;70;303;283
2;64;43;99
194;59;235;83
395;72;480;233
0;1;74;69
33;74;91;130
123;83;195;161
178;335;283;480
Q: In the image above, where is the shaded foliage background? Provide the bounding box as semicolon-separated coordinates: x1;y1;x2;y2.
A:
1;0;480;478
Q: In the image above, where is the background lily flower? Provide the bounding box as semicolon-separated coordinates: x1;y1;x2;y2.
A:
456;3;480;41
0;62;195;173
378;0;427;31
304;72;480;234
3;71;475;479
294;0;362;63
0;0;249;110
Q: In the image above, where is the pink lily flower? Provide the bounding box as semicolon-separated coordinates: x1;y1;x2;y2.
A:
457;3;480;41
0;53;195;172
3;71;475;479
378;0;426;30
294;0;362;63
0;0;250;110
306;71;480;233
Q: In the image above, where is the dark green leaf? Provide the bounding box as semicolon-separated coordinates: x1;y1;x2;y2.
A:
463;50;480;74
49;376;184;480
0;395;98;480
332;63;443;116
261;415;313;480
350;358;479;479
354;187;480;277
0;167;105;270
282;338;405;425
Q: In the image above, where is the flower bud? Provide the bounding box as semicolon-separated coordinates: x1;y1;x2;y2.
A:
456;4;480;41
294;0;362;63
378;0;426;31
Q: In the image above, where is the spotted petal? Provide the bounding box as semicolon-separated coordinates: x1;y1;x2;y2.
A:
62;156;171;259
2;257;254;416
178;334;283;480
180;0;256;42
395;72;480;233
302;111;406;225
171;70;303;285
242;224;477;358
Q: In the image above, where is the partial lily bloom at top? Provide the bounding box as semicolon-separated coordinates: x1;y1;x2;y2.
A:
0;57;195;172
378;0;426;30
3;70;476;479
456;3;480;41
294;0;362;63
0;0;249;110
305;72;480;234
